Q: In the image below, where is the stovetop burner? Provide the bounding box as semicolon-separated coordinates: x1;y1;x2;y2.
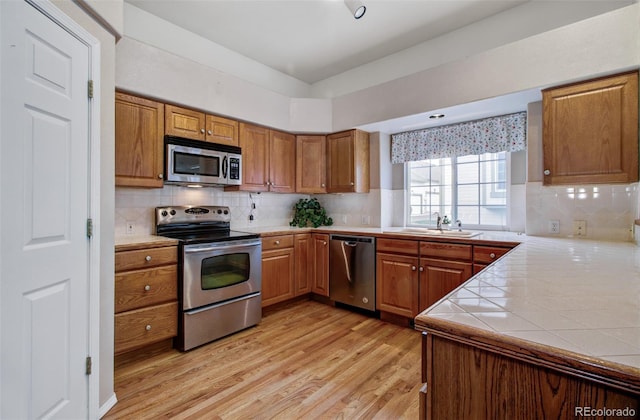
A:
155;205;259;244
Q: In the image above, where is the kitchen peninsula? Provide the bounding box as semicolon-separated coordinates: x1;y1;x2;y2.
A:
414;236;640;419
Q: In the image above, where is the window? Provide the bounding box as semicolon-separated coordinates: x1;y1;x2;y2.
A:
408;152;508;229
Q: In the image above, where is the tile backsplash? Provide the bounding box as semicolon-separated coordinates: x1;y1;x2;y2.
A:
115;186;309;236
525;182;638;241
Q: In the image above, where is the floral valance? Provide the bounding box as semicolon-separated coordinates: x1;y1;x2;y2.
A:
391;111;527;163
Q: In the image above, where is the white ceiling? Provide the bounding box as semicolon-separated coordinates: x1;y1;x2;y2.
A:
123;0;635;133
125;0;530;84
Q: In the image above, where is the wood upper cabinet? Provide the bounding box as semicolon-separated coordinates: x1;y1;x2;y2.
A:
327;129;370;193
542;71;639;185
261;235;295;307
294;234;313;296
165;104;206;141
312;233;330;296
230;123;295;193
237;123;270;191
296;135;327;193
115;92;165;188
205;114;239;146
269;130;296;193
165;104;239;146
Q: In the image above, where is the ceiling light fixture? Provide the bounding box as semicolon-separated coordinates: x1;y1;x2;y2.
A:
344;0;366;19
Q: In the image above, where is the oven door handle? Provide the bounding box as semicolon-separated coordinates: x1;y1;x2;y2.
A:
184;240;261;254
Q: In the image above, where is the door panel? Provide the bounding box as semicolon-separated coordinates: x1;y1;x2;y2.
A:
1;2;91;418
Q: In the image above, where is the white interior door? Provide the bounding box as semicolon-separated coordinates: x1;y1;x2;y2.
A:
1;1;93;418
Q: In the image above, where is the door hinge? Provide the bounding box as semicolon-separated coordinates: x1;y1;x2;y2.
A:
87;80;94;99
85;356;92;375
86;218;93;238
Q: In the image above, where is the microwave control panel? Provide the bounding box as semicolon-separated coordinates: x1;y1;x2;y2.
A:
229;157;240;180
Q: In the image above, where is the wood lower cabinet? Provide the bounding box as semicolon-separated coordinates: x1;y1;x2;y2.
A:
542;71;638;185
327;129;370;193
419;331;639;419
114;244;178;355
312;233;329;296
376;252;419;318
294;234;313;295
296;135;327;193
473;244;513;274
376;238;473;318
115;92;165;188
419;258;472;311
261;235;295;307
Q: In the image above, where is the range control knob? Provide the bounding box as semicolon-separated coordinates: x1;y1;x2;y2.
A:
161;210;168;217
223;210;229;215
217;209;222;214
170;209;176;216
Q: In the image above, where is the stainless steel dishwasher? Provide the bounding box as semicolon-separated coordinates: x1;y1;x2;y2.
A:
329;234;376;311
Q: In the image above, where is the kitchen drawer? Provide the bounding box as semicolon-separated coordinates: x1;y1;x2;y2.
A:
114;301;178;355
377;238;419;256
115;246;177;272
115;265;178;313
474;245;512;264
262;235;294;251
420;242;472;262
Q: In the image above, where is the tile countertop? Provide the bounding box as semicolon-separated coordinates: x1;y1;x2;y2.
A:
415;235;640;380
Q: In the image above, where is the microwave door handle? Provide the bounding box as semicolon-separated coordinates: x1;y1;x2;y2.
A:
222;155;228;179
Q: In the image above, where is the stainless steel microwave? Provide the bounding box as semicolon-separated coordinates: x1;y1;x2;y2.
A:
165;136;242;186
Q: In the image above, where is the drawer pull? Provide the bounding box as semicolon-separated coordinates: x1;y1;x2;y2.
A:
275;240;280;245
490;253;496;259
145;255;152;262
145;324;152;331
144;285;151;291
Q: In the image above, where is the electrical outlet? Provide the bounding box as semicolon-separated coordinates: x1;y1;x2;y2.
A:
341;215;348;224
548;220;560;234
126;220;135;235
361;215;370;225
573;220;587;236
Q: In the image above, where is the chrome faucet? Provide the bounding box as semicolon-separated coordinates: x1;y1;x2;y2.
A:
433;212;442;230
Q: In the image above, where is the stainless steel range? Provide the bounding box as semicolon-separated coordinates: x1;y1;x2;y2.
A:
156;206;262;351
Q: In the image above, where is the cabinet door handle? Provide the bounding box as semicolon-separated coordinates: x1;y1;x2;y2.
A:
543;169;551;176
144;285;151;291
323;241;327;245
200;128;205;134
158;174;163;179
490;253;496;259
321;183;325;187
411;265;416;271
350;182;354;186
207;130;212;135
145;324;152;331
419;267;424;272
145;255;152;262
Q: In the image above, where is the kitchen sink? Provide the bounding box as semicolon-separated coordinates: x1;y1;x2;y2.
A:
387;228;482;238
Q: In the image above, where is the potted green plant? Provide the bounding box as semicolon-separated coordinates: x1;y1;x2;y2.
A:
290;198;333;228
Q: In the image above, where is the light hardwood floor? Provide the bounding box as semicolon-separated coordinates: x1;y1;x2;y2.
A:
105;300;422;419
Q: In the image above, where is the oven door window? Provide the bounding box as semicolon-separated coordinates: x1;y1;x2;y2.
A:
174;152;220;177
201;253;250;289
